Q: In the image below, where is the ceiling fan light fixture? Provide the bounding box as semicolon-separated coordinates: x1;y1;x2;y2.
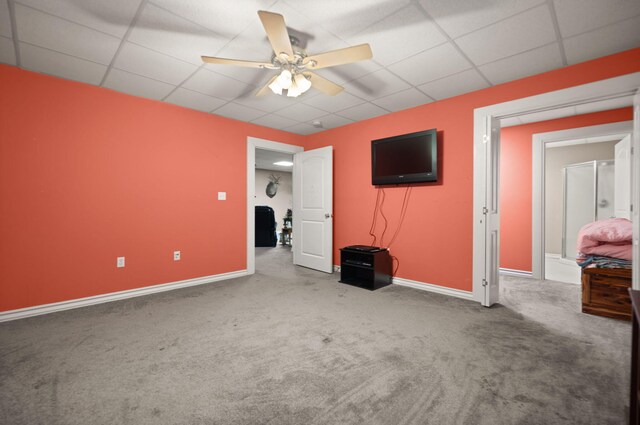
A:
277;69;292;89
268;78;283;95
294;73;311;93
287;80;301;97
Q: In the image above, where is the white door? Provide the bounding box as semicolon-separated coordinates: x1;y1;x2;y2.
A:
482;116;501;306
293;146;333;273
633;89;640;289
615;135;632;219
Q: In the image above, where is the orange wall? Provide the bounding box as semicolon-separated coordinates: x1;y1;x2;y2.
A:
0;65;303;311
1;48;639;311
499;108;632;272
304;48;640;292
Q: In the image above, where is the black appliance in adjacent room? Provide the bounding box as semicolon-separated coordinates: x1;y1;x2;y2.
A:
255;206;277;247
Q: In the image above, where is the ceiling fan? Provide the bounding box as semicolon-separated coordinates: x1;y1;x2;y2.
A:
201;11;373;98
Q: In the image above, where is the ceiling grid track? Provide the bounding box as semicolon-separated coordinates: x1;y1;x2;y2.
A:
99;0;149;87
7;0;21;67
546;0;568;66
411;1;492;88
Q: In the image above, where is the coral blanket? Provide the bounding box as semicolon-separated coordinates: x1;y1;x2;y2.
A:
577;218;632;261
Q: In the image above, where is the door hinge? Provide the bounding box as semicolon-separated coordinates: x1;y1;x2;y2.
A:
483;134;489;144
482;206;488;215
482;278;488;287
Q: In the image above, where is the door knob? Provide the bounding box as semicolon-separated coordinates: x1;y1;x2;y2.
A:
325;213;332;218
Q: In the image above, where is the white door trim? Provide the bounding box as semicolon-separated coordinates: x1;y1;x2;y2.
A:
473;72;640;305
247;137;303;275
531;121;633;280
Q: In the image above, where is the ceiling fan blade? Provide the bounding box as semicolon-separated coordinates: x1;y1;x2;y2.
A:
201;56;272;68
257;11;294;58
304;44;373;70
256;75;278;97
305;72;343;96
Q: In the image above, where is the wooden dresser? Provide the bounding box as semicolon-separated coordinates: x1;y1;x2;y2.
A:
582;267;632;321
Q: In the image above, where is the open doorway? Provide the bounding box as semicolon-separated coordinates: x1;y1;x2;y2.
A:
534;124;632;285
254;148;294;261
246;137;303;275
472;73;640;306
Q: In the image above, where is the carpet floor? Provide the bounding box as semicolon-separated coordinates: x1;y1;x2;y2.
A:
0;247;631;424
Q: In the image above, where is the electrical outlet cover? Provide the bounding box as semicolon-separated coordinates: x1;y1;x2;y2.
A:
117;257;125;268
174;251;181;261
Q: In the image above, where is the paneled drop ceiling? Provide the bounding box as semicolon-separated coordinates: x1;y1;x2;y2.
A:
1;0;639;134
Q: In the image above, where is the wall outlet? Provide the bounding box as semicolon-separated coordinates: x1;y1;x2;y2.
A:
218;192;226;201
174;251;181;261
117;257;125;268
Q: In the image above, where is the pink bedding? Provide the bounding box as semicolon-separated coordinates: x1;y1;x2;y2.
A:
577;218;632;261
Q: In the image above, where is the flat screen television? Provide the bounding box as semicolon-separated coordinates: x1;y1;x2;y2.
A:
371;129;437;185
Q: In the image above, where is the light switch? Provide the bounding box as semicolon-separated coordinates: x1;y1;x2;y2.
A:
218;192;226;201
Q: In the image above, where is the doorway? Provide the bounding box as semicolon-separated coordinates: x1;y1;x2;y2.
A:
247;137;303;275
530;121;633;283
472;72;640;306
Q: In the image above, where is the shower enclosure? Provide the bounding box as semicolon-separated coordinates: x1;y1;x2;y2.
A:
562;160;615;260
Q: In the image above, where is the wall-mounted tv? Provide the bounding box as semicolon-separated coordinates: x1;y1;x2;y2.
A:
371;129;438;185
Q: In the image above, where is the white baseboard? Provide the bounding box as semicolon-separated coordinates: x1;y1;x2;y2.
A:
392;276;474;301
0;269;248;323
499;268;533;278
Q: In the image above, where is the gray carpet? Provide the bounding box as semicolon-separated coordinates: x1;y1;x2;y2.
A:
0;247;631;424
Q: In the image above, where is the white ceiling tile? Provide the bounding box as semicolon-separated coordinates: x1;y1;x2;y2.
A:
213;20;272;63
518;106;576;124
103;68;175;100
213;102;267;122
149;0;264;38
417;69;489;100
478;43;563;85
313;114;354;130
343;68;411;101
164;87;226;112
302;91;366;112
283;123;322;135
455;5;556;65
128;4;230;66
0;0;11;38
500;117;523;127
17;0;142;38
419;0;546;39
284;0;411;39
574;97;633;115
113;42;197;85
0;36;16;65
371;88;432;112
553;0;640;38
336;102;388;121
251;113;299;130
15;4;120;65
233;89;302;113
563;15;640;65
387;42;471;86
347;4;446;66
182;67;255;100
20;42;106;84
274;103;327;122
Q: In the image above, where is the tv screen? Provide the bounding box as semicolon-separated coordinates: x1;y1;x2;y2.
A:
371;129;437;185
